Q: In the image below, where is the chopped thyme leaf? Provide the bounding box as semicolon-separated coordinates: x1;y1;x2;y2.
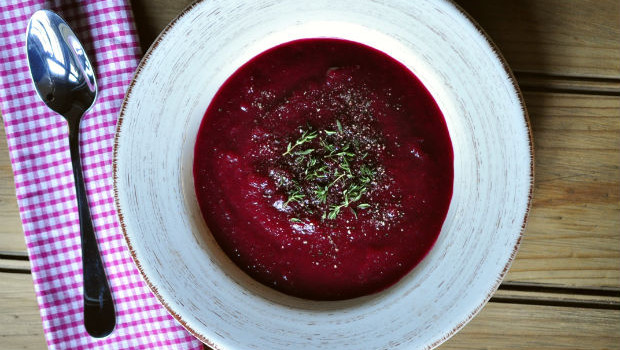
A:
289;218;302;223
277;121;379;220
360;164;374;176
327;205;341;220
296;148;314;156
283;129;318;156
315;185;329;203
307;157;317;168
284;190;304;207
321;140;336;154
329;173;346;188
350;207;358;219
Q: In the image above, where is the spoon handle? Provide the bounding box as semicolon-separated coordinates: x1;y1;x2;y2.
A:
68;122;116;338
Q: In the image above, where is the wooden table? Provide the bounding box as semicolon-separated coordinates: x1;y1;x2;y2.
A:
1;1;619;348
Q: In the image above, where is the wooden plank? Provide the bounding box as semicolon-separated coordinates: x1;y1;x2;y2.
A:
0;116;26;253
2;270;618;350
505;92;620;287
128;0;620;79
441;302;620;349
130;0;194;53
0;273;46;350
455;0;620;78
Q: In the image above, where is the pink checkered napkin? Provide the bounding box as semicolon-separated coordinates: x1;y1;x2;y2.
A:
0;1;203;349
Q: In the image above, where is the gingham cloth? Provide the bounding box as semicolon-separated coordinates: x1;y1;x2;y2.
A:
0;1;203;349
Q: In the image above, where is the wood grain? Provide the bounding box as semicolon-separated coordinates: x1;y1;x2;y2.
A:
0;116;26;253
442;302;620;349
128;0;620;80
455;0;620;78
130;0;194;53
505;92;620;287
0;0;618;348
0;273;46;350
2;270;618;350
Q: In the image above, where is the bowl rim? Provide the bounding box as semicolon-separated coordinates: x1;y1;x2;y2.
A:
112;0;534;348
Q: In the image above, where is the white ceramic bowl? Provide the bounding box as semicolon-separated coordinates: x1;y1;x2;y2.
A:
114;0;533;349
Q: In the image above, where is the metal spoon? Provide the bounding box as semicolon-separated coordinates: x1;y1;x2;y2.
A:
26;10;115;338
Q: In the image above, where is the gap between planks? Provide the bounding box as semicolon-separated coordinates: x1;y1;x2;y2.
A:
494;282;620;310
515;71;620;96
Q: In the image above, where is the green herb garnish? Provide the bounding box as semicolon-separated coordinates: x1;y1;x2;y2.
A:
283;189;304;207
283;129;318;156
280;122;377;220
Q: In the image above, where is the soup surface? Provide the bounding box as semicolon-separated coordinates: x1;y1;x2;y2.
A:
193;39;453;300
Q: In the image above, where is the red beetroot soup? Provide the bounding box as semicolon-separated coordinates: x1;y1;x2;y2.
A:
193;38;453;300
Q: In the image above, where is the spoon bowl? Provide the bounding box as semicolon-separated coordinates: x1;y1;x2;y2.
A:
26;9;115;338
